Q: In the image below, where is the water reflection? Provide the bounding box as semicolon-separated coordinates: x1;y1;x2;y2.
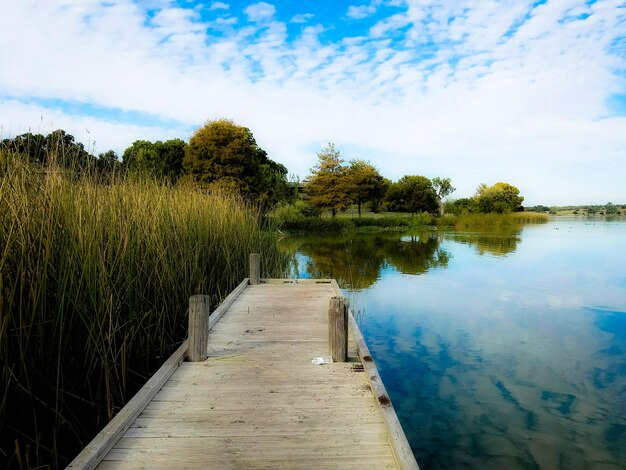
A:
287;220;626;469
281;232;453;290
445;226;522;257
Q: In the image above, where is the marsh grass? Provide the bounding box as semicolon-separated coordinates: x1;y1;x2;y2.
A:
439;212;549;229
0;155;287;468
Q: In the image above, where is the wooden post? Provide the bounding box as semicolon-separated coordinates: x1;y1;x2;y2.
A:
250;253;261;285
188;295;210;362
328;296;348;362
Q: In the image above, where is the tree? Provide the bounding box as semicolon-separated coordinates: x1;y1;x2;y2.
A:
348;160;388;217
123;138;185;182
1;132;47;164
527;205;550;212
46;129;96;170
2;130;96;170
385;175;439;214
306;143;354;217
431;177;456;215
183;119;287;206
446;197;479;215
475;182;524;213
605;202;619;215
97;150;122;179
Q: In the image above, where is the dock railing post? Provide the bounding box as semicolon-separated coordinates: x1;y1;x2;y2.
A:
188;295;210;362
328;296;348;362
250;253;261;285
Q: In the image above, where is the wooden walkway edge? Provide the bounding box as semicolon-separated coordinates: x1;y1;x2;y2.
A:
68;272;419;469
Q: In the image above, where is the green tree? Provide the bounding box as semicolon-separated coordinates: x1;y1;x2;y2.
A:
348;160;388;217
527;205;550;212
97;150;122;179
123;138;185;182
605;202;619;215
446;197;479;215
432;177;456;215
385;175;439;214
46;129;96;170
475;182;524;213
306;143;354;217
1;132;47;164
183;119;287;206
3;130;97;170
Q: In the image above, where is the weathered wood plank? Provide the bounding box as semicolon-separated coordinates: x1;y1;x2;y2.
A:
68;280;249;470
328;296;348;362
187;295;209;362
249;253;261;285
208;277;249;329
331;280;420;470
86;281;414;470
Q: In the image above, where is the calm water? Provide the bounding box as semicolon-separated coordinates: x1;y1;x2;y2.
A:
287;218;626;470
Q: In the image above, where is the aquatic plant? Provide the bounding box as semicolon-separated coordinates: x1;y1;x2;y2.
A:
439;211;548;229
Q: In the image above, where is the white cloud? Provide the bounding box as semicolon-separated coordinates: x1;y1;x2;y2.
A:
370;13;410;37
209;1;229;10
0;99;189;156
347;4;377;20
0;0;625;204
291;13;314;24
244;2;276;22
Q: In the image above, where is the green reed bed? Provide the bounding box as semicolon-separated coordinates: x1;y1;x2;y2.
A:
439;211;549;230
0;158;287;468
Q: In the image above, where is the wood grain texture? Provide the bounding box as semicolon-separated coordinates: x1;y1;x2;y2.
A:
328;296;348;362
187;295;209;362
95;283;402;469
249;253;261;285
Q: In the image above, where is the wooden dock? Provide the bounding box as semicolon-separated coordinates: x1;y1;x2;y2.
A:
69;260;418;469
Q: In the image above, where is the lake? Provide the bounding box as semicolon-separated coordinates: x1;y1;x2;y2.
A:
286;218;626;470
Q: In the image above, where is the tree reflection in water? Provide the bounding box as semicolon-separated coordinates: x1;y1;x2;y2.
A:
281;231;454;289
444;226;522;257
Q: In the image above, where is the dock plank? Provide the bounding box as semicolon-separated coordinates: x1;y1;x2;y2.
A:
94;283;404;469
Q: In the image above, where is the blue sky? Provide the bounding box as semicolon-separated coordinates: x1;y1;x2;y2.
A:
1;0;625;204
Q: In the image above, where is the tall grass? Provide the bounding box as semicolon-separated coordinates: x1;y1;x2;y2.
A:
0;156;287;468
439;212;549;230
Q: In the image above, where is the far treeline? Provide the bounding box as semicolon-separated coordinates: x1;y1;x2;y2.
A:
301;143;525;218
3;119;621;222
1;119;290;210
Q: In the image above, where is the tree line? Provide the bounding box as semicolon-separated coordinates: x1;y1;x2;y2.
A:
304;143;524;217
2;119;526;215
1;119;290;208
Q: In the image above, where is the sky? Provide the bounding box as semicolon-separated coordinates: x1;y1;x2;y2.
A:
1;0;625;205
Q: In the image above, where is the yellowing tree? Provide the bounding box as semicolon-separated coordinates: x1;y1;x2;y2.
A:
306;144;354;217
348;160;388;217
183;119;287;207
475;182;524;213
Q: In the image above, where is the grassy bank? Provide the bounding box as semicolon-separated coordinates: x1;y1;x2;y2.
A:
270;204;549;233
0;158;287;468
270;204;435;233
